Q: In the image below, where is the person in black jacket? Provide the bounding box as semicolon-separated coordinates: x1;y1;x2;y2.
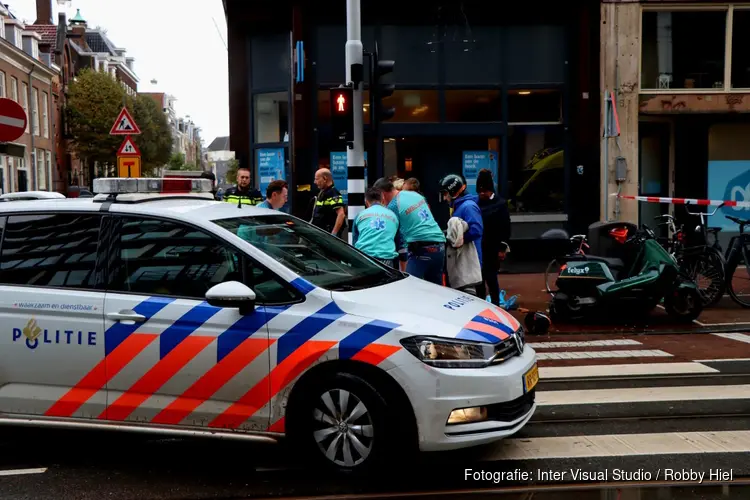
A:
475;169;511;305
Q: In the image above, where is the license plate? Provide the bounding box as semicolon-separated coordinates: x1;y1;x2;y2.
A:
523;363;539;393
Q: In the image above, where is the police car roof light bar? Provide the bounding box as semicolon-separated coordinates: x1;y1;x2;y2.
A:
93;178;213;195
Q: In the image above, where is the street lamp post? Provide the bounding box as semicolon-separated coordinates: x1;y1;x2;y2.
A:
345;0;365;243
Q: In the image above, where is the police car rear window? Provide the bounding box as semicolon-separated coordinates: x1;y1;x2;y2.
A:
213;215;404;292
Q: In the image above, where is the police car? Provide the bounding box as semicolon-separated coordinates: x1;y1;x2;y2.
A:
0;191;66;201
0;177;538;471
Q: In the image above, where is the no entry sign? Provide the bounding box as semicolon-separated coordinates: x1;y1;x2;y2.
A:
0;98;27;143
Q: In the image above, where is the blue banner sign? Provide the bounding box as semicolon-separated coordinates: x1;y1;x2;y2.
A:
257;148;285;196
462;151;499;193
708;160;750;230
330;152;368;205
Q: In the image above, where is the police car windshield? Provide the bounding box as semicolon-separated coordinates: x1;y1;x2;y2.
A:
213;214;404;291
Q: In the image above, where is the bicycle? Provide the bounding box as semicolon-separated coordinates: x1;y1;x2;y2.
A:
544;234;588;294
654;204;726;307
723;215;750;308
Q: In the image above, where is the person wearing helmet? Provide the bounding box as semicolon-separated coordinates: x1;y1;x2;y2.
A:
439;173;484;270
373;177;446;284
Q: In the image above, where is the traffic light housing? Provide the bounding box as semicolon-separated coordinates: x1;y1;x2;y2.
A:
330;86;354;143
370;42;395;128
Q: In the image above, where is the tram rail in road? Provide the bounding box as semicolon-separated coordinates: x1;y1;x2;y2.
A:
252;479;750;500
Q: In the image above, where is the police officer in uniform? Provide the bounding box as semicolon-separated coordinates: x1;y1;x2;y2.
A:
312;168;347;239
223;166;263;206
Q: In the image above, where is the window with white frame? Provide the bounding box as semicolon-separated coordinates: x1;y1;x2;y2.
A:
31;39;38;59
10;77;17;101
45;150;52;190
41;91;49;138
31;87;39;136
0;72;6;98
13;28;21;49
21;83;28;133
35;149;46;190
641;5;750;91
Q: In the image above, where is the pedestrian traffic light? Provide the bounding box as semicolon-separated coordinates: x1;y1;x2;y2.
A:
330;86;354;143
370;42;395;129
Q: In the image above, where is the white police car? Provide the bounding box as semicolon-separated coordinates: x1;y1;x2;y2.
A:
0;177;538;471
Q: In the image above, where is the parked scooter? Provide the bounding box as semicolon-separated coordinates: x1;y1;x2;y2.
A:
549;224;703;323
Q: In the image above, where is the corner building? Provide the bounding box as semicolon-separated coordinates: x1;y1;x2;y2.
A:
224;0;601;246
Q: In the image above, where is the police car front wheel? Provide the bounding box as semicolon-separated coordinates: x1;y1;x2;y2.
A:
290;372;407;472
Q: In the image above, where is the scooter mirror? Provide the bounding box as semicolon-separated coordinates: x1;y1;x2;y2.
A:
525;312;551;336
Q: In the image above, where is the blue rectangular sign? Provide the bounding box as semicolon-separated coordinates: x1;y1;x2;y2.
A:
257;148;285;196
256;148;288;212
330;152;368;205
707;160;750;230
462;151;498;193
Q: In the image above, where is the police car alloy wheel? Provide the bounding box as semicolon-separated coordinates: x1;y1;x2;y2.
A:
290;372;406;472
313;388;374;467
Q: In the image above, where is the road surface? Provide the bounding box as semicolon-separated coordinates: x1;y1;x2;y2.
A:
0;332;748;499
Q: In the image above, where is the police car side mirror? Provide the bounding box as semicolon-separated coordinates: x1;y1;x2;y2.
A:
206;281;257;315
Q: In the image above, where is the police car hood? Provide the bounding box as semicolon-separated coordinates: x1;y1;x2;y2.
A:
330;276;521;343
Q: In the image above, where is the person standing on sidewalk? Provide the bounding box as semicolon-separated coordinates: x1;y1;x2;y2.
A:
439;174;484;295
311;168;347;239
352;188;400;268
373;177;446;284
475;169;511;305
257;180;289;211
223;166;264;206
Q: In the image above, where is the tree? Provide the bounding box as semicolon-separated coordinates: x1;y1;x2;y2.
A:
225;158;239;184
65;68;124;165
66;68;173;175
131;94;172;176
167;152;198;171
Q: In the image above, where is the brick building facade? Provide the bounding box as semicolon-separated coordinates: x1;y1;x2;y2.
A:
0;3;58;194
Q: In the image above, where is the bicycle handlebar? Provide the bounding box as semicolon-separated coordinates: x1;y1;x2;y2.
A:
684;201;725;217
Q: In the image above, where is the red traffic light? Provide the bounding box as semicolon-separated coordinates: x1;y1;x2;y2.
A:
329;87;354;142
334;92;348;113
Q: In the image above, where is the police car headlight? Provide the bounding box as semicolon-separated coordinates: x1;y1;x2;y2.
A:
400;336;496;368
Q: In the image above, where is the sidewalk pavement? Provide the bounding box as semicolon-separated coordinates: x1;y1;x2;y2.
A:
498;272;750;335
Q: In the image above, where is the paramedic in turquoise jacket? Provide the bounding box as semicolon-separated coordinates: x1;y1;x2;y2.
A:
438;174;484;266
352;188;400;268
373;177;446;284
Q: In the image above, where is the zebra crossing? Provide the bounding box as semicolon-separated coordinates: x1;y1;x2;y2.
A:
459;332;750;477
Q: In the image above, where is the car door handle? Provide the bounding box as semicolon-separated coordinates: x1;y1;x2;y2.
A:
106;310;146;323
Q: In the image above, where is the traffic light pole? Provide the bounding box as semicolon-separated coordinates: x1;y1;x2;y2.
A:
345;0;365;244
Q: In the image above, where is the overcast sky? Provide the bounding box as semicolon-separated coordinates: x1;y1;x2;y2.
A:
10;0;230;146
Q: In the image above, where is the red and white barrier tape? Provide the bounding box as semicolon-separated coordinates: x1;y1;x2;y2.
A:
612;194;750;209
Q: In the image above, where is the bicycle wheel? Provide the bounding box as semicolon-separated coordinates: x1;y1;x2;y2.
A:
679;248;726;307
727;246;750;308
545;258;565;294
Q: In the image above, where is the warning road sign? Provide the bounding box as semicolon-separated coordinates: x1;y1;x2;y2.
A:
117;136;141;156
110;107;141;135
117;156;141;177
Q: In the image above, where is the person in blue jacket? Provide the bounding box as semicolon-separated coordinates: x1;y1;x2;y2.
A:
352;188;400;268
373;177;446;284
439;174;484;268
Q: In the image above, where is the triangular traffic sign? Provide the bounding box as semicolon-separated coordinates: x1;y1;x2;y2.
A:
117;135;141;156
110;107;141;135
